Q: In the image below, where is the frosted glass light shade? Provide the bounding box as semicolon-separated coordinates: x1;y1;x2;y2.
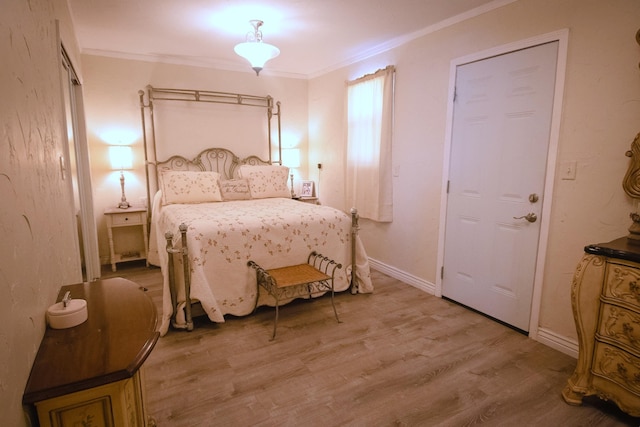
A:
234;42;280;75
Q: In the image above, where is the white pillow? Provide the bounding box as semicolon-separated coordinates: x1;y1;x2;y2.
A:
238;165;291;199
219;178;252;201
159;171;223;205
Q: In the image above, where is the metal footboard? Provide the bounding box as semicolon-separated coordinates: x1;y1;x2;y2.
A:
165;208;361;332
350;208;360;294
164;223;193;331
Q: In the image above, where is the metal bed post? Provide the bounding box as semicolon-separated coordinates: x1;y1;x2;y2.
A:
164;224;193;331
178;224;193;331
267;96;274;164
350;208;360;294
275;101;282;165
139;90;150;217
164;231;178;326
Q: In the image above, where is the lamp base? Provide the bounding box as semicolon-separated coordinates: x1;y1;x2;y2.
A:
290;174;296;199
118;170;130;209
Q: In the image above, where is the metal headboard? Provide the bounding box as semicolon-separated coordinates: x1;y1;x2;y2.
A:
138;85;282;211
155;147;270;180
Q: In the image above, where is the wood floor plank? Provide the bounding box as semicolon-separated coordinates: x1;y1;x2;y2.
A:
102;262;640;426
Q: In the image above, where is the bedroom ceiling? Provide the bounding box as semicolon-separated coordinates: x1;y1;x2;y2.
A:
67;0;512;78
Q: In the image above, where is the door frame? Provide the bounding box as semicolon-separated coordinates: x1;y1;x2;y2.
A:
435;29;569;338
60;44;101;281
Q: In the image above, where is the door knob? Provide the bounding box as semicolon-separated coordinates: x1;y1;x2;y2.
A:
513;213;537;223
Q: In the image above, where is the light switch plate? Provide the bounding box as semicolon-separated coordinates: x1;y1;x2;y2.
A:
561;161;577;180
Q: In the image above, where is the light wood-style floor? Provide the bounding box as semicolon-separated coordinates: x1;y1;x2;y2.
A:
104;261;640;426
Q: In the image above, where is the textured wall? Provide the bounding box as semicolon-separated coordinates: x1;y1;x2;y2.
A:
0;0;83;425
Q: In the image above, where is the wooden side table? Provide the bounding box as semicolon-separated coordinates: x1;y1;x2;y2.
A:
296;197;320;205
23;278;159;426
105;207;149;271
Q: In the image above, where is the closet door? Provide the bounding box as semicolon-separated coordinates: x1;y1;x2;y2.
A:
61;47;100;281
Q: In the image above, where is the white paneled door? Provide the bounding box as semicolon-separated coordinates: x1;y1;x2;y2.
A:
442;41;559;332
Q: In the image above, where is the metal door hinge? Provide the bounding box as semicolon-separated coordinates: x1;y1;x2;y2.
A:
441;266;444;279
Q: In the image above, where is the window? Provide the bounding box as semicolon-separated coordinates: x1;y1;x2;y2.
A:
346;66;395;222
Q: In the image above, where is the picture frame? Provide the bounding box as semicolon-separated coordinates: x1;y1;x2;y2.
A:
300;180;314;197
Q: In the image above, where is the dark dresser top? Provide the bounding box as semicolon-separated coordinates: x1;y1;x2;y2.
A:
23;277;158;404
585;236;640;264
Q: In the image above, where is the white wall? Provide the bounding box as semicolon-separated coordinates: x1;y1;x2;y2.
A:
308;0;640;348
80;55;309;263
1;0;83;425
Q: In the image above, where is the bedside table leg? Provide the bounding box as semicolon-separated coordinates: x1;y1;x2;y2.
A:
107;222;117;272
142;220;149;268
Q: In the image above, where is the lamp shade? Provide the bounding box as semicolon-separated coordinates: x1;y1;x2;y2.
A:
234;42;280;75
281;148;301;168
109;146;133;170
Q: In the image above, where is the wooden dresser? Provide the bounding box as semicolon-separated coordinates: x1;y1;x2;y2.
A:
563;237;640;416
23;278;159;426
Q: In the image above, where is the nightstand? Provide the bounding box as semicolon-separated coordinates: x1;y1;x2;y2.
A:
297;197;320;205
104;207;148;272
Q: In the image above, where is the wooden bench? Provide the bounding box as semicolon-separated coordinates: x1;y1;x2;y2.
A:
248;252;342;339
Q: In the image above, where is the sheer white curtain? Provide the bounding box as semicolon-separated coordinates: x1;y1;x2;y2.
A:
346;66;395;222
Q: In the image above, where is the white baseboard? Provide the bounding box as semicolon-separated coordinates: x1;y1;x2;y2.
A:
368;257;435;294
535;327;578;358
368;257;578;358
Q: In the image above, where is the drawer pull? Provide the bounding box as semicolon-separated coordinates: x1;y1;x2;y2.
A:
596;346;640;392
622;322;640;347
630;280;640;302
617;362;628;378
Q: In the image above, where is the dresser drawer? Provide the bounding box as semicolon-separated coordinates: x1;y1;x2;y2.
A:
604;262;640;308
598;303;640;354
592;342;640;395
111;212;144;226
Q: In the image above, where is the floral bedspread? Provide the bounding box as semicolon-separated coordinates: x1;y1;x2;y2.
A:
153;197;373;335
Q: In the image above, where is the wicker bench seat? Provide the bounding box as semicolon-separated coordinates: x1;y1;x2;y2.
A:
248;252;342;339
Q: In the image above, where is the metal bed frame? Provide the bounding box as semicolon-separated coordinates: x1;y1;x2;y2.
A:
138;85;361;332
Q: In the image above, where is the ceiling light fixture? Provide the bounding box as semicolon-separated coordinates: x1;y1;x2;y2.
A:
234;20;279;76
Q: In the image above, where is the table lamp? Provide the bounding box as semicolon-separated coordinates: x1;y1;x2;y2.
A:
109;146;133;209
282;148;301;198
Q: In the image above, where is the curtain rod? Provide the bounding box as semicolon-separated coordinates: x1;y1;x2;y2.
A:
347;65;396;86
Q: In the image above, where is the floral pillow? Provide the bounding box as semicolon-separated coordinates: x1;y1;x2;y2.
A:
219;178;252;201
238;165;291;199
160;171;223;205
